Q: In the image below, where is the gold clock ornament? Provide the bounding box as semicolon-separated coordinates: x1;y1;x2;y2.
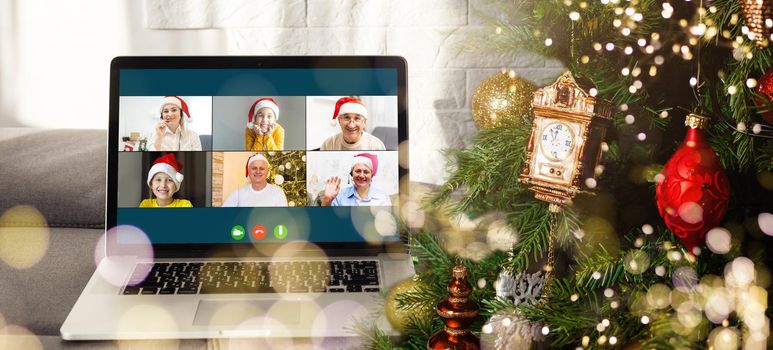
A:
519;71;612;209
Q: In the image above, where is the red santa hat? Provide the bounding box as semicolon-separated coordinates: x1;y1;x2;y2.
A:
352;153;378;177
248;98;280;128
161;96;193;124
147;153;185;191
245;153;270;177
333;97;368;120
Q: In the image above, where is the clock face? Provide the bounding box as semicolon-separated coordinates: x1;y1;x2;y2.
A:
539;122;575;161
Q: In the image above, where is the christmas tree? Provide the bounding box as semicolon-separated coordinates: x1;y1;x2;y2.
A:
370;1;773;349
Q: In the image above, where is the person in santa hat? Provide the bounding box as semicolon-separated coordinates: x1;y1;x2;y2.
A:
222;153;288;207
245;97;285;151
320;96;386;151
148;96;202;151
139;153;193;207
321;153;391;206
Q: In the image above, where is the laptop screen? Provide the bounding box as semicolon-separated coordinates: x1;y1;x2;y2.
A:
108;58;406;250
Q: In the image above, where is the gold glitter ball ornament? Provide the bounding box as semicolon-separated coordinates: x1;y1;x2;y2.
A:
740;0;773;48
471;72;537;129
384;278;433;332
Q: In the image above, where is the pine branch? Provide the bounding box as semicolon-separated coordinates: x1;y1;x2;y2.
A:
425;126;531;215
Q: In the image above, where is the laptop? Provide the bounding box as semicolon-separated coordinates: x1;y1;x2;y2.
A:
61;56;414;340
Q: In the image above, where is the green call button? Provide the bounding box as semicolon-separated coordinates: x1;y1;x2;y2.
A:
231;225;246;241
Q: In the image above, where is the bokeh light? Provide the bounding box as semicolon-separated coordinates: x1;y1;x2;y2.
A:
677;202;703;224
0;325;43;350
400;199;425;229
373;208;398;237
706;227;731;254
95;225;153;287
672;266;699;293
729;257;755;286
704;288;732;324
758;212;773;236
0;206;50;269
115;304;179;346
646;284;671;309
623;250;650;275
708;327;739;350
676;301;703;329
220;315;293;349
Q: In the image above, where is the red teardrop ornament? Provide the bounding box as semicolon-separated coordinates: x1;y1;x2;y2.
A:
655;115;730;252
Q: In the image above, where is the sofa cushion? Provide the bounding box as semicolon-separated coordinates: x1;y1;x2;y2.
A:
0;228;101;336
0;128;106;228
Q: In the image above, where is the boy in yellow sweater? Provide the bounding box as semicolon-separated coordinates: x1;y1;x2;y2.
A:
245;97;285;151
139;153;193;208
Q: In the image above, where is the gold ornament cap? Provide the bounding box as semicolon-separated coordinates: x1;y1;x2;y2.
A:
452;265;468;279
684;113;709;130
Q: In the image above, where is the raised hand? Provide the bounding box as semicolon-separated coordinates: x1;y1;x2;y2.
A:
321;176;341;206
156;121;167;135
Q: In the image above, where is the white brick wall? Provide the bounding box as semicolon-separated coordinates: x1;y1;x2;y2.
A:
145;0;565;185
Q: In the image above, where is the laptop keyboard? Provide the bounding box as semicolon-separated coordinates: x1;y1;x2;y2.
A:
121;260;381;295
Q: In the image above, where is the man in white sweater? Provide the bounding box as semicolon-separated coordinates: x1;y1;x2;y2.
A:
222;153;288;207
320;96;385;151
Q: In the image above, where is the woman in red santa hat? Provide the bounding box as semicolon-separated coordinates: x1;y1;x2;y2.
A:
320;96;385;150
148;96;202;151
245;97;285;151
139;153;193;208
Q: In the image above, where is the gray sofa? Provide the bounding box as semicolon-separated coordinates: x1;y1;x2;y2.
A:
0;129;212;349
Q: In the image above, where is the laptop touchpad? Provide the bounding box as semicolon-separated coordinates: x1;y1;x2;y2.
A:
194;300;302;327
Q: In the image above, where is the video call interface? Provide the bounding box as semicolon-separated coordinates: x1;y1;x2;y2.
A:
115;68;401;244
